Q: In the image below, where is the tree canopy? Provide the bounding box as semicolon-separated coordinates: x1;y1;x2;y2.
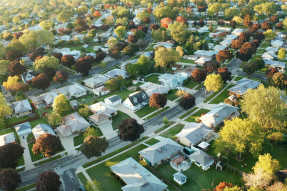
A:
118;118;144;142
81;136;109;159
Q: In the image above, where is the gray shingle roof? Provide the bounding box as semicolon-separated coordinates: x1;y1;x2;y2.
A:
173;172;187;182
189;150;214;166
228;78;261;95
12;99;32;114
127;91;149;106
106;95;122;102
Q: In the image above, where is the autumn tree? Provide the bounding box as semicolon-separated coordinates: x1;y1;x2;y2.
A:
215;182;233;191
115;26;126;40
204;74;224;92
271;72;287;89
230;20;237;28
52;94;72;116
191;68;207;83
127;35;138;44
0;143;24;168
61;55;75;68
8;61;27;76
216;50;233;63
53;70;69;83
241;85;287;130
261;22;272;30
3;76;27;93
160;17;172;28
0;169;22;191
81;136;109;159
179;94;196;110
34;56;59;73
203;61;220;73
217;67;232;82
149;93;167;108
33;134;63;158
265;68;278;79
215;118;265;159
239;32;250;43
36;171;62;191
154;47;180;69
243;154;279;188
39;20;53;30
118;118;144;142
169;22;188;44
31;74;50;90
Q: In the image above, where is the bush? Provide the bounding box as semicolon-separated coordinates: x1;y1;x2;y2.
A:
195;117;201;123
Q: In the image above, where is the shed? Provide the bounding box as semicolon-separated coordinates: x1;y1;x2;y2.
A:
173;172;187;185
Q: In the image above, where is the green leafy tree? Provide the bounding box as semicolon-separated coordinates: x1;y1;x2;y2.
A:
105;76;124;92
19;30;54;51
57;11;73;23
107;37;118;49
78;105;90;118
34;56;59;73
169;22;188;44
204;74;224;92
39;20;54;30
154;47;180;69
81;136;109;159
264;29;276;40
83;127;99;139
46;111;62;127
52;94;72;116
114;26;126;40
241;85;287;130
15;91;26;101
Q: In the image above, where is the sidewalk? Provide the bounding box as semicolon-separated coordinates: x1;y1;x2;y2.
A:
21;135;34;170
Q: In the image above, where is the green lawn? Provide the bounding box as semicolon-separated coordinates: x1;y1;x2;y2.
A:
250;55;262;62
77;172;88;186
185;108;210;122
75;94;95;105
157;163;243;191
29;118;47;128
28;143;45;162
16;184;35;191
256;49;265;54
0;128;13;135
195;83;204;90
112;111;131;131
260;43;269;49
73;128;103;147
135;106;158;118
6;116;30;126
86;144;148;191
209;85;235;104
145;138;160;145
178;58;196;64
183;80;198;89
233;76;244;81
154;122;175;134
147;106;170;120
145;74;160;84
179;107;199;119
160;124;185;140
96;89;134;102
166;89;178;101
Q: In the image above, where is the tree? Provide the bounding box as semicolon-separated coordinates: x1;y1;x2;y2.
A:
191;68;206;83
0;143;24;169
33;134;63;158
230;20;237;28
215;118;264;159
204;74;223;92
215;182;233;191
96;52;106;62
154;47;180;69
36;171;62;191
277;48;286;60
169;22;188;44
107;37;118;49
126;55;152;77
150;24;160;31
264;29;276;40
83;127;99;139
78;105;90;118
243;62;257;76
46;111;62;127
127;35;138;44
52;94;72;116
8;61;27;76
243;154;279;188
265;68;278;79
53;70;69;83
118;118;144;142
3;76;27;93
261;22;272;30
31;74;50;90
61;55;75;68
0;60;10;77
115;26;126;40
39;20;53;30
271;72;287;89
239;32;250;43
81;136;109;159
0;169;22;191
160;18;173;28
34;56;59;73
179;94;195;110
19;30;54;51
75;56;95;76
217;67;232;82
149;93;167;108
241;85;287;130
216;50;233;63
105;76;124;92
57;11;73;23
15;91;26;101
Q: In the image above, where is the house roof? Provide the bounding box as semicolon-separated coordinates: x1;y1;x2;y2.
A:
12;99;32;114
194;50;218;57
264;60;286;69
32;124;55;140
139;82;170;97
110;157;167;191
22;70;37;83
138;138;183;164
199;103;239;127
158;74;187;86
126;91;149;107
0;132;15;146
43;92;58;105
89;101;117;116
89;113;110;123
189;150;214;166
83;75;110;87
104;69;127;78
173;172;187;182
15;122;32;134
68;84;86;96
105;95;122;103
176;123;213;145
228;78;261;95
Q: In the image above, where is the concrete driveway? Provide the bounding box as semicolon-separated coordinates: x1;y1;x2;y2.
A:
98;121;118;140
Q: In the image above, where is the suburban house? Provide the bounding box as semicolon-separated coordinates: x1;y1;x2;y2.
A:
158;73;187;88
88;102;117;126
271;39;284;48
42;92;58;105
199;103;240;129
123;91;149;111
57;112;90;137
139;82;170;97
262;51;277;60
195;57;212;66
110;157;167;191
139;137;183;167
174;67;194;78
104;95;122;106
67;84;87;98
93;86;110;96
32;124;55;140
213;45;227;52
7;99;32;118
173;172;187;185
83;75;110;89
189;149;214;170
21;70;37;83
228;78;261;97
104;69;127;79
194;50;218;59
15;122;32;136
176;123;214;147
0;132;16;146
264;60;286;72
231;28;244;36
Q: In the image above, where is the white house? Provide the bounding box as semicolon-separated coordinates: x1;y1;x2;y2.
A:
8;99;32;118
195;57;211;66
139;82;170;97
88;102;117;126
68;84;87;98
123;91;149;111
271;40;284;48
158;73;187;88
194;50;218;59
93;86;110;96
262;51;277;60
231;28;244;36
15;122;32;136
83;75;110;89
0;132;16;146
104;95;122;106
264;60;286;72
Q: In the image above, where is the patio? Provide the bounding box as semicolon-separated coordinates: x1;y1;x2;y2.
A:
170;155;191;171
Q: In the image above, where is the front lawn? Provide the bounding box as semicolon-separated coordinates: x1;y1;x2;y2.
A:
112;111;131;131
209;84;235;104
160;124;185;140
179;107;199;119
183;80;198;89
86;144;148;191
145;138;160;145
145;74;160;84
185;108;210;122
77;172;88;186
178;58;196;64
28;143;45;162
96;89;134;102
75;94;95;105
166;89;178;101
73;128;103;147
135;106;158;118
147;106;170;120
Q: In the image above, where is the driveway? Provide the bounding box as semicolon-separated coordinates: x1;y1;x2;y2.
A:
98;121;117;140
20;134;34;170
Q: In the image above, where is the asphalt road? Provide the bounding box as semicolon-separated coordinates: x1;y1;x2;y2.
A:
19;88;206;190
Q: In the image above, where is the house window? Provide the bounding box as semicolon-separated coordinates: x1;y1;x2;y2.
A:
133;97;138;103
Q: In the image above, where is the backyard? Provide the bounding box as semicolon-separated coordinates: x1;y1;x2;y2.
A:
145;74;160;84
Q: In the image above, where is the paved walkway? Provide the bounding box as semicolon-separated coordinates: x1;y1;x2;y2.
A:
98;121;117;140
21;134;34;170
